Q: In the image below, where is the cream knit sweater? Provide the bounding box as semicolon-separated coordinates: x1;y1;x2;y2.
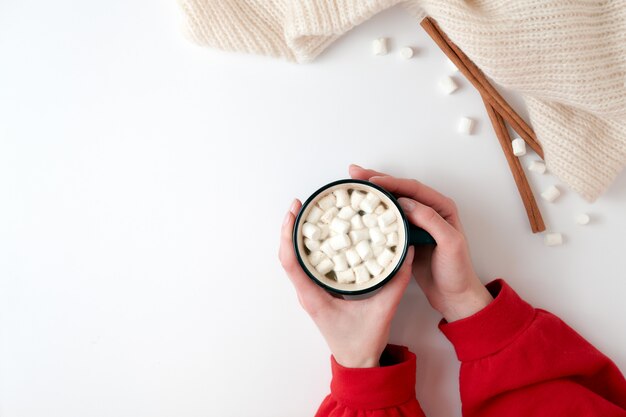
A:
177;0;626;202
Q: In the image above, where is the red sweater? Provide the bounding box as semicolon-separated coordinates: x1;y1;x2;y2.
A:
315;280;626;416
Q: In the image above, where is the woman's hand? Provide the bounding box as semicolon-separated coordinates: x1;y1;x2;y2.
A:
279;199;414;368
349;165;493;322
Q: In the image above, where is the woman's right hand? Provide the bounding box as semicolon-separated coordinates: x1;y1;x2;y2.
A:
349;165;493;322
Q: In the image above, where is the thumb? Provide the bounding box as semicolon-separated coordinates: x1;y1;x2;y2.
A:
375;246;414;306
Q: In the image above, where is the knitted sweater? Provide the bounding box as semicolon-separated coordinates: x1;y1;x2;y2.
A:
177;0;626;202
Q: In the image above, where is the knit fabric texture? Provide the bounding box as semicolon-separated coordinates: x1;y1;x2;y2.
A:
177;0;626;201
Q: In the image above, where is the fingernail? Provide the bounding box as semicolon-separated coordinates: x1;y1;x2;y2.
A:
350;163;362;169
289;199;299;214
398;197;416;212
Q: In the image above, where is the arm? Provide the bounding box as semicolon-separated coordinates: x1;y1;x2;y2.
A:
441;279;626;417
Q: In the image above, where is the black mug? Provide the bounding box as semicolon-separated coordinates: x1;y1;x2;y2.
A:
293;179;436;295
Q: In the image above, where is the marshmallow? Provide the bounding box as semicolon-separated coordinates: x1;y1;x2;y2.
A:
375;205;385;215
399;46;414;59
377;248;395;268
350;214;365;230
372;37;388;56
541;185;561;203
345;248;362;267
369;227;387;246
512;138;526;156
438;76;458;94
330;217;351;234
318;194;336;210
332;253;349;272
304;238;321;252
337;206;357;220
350;191;366;211
349;229;370;244
306;206;323;223
446;57;459;72
360;193;381;214
528;160;546;174
458;117;475;135
320;240;337;257
308;251;326;267
336;269;356;284
316;258;334;275
373;245;385;257
386;232;399;247
362;213;379;228
355;240;374;261
378;209;397;228
365;259;384;276
333;189;350;208
329;234;351;251
319;224;330;240
575;213;590;225
320;207;339;224
380;222;398;234
544;233;563;247
302;222;321;240
354;265;371;283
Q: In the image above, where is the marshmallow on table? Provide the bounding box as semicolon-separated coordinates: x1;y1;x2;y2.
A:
316;258;334;275
345;248;362;267
356;240;374;261
354;265;371;283
330;217;351;234
575;213;590;225
337;206;357;220
362;213;378;228
360;193;381;214
369;227;387;246
318;194;336;210
377;248;395;268
372;37;388;56
304;238;320;252
544;233;563;246
350;214;365;230
308;251;325;267
458;117;475;135
333;189;350;208
307;206;323;223
320;207;339;224
332;253;349;272
336;269;356;284
349;229;370;244
399;46;414;59
302;222;321;240
350;191;366;211
438;76;458;94
528;160;546;174
541;185;561;203
512;138;527;156
365;259;384;276
329;234;351;251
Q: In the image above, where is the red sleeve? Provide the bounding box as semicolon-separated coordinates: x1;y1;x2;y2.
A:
315;344;425;417
440;279;626;417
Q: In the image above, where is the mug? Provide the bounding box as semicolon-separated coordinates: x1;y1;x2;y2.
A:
293;179;436;295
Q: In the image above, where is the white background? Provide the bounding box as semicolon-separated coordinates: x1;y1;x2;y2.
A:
1;2;625;417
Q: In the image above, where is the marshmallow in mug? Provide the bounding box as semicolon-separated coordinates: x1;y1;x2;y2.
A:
299;185;404;286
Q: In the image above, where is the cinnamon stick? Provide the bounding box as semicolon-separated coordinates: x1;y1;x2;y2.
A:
421;17;544;159
483;97;546;233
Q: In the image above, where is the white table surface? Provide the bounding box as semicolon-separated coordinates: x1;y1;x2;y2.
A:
1;2;625;417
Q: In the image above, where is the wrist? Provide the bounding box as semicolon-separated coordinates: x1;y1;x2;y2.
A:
334;355;380;369
438;283;493;322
